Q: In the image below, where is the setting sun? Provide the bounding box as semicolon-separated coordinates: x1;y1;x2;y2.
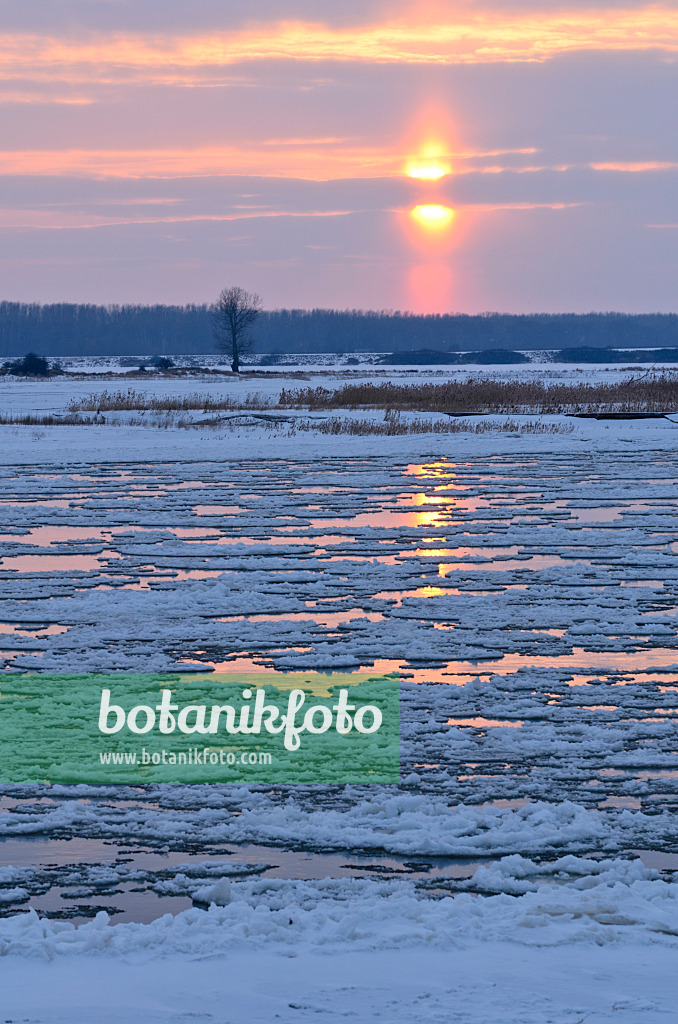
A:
406;160;450;180
411;204;455;229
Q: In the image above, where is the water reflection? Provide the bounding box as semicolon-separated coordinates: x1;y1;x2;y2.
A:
0;551;123;572
0;833;490;925
191;649;678;686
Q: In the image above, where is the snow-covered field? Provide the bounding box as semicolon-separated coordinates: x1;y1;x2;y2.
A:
47;350;678;376
1;366;677;1021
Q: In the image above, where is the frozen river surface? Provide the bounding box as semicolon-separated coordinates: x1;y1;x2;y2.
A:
0;453;677;924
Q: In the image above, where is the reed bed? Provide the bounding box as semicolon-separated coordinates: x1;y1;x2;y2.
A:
0;411;573;435
278;374;678;415
69;389;272;413
289;417;573;436
0;413;94;425
68;374;678;417
192;415;574;436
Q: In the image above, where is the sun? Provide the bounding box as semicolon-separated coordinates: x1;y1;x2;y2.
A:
405;140;451;181
406;160;450;180
411;204;455;229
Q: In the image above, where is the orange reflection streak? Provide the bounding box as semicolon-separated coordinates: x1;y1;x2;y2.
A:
1;10;678;73
405;462;464;478
411;492;451;505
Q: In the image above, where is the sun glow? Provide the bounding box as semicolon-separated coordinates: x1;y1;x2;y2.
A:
405;138;451;180
411;204;455;229
406;160;450;180
407;263;452;314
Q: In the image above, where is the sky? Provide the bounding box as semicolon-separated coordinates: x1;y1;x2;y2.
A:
1;0;677;313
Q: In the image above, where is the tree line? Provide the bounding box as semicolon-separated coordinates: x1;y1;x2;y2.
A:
1;302;677;356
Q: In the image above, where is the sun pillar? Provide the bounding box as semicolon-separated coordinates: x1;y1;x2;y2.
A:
404;144;455;313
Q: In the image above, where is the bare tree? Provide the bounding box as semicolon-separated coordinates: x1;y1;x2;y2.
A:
211;286;262;373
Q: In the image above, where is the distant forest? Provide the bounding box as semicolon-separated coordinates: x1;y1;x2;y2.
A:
1;302;678;357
